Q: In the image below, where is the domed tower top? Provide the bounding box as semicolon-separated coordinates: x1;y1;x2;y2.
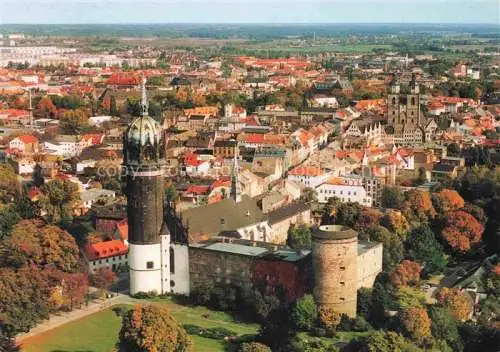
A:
123;76;165;166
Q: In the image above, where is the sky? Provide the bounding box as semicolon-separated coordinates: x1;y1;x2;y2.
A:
0;0;499;24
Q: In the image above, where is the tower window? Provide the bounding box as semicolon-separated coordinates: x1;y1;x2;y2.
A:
170;247;175;274
146;261;154;269
411;97;416;105
392;97;396;105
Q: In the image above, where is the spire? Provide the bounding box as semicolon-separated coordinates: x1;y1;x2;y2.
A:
140;75;148;117
230;143;242;203
28;88;33;128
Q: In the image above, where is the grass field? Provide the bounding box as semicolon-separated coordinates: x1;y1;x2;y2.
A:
21;302;259;352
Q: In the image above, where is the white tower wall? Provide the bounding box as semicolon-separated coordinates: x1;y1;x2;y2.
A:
170;243;190;295
129;243;163;295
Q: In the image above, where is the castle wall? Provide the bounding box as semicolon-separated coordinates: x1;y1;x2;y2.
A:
357;242;383;289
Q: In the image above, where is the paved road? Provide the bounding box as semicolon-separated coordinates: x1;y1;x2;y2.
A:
16;293;137;344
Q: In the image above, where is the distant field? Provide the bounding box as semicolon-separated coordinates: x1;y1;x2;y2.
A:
21;301;259;352
239;40;393;54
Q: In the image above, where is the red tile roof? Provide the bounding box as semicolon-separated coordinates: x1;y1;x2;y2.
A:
289;166;324;177
186;185;210;195
86;239;128;261
17;135;38;144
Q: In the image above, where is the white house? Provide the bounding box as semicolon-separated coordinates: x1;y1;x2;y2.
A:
80;188;116;210
84;239;128;273
315;177;373;207
312;94;339;109
89;115;113;126
44;135;87;158
287;166;332;189
9;135;39;154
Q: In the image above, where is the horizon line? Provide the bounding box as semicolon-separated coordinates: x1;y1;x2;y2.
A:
1;21;499;26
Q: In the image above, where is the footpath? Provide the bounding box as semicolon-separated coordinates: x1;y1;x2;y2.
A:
16;293;135;343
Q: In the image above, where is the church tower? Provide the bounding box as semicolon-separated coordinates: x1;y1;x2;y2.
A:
124;77;170;295
230;146;242;203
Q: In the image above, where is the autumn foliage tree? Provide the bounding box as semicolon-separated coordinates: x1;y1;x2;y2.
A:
436;288;473;321
390;260;423;287
401;307;432;344
0;266;52;336
89;267;118;291
2;219;79;272
36;96;57;119
318;306;342;329
239;342;272;352
433;189;465;214
354;208;383;234
118;305;193;352
380;210;410;239
404;190;436;221
59;108;89;134
441;211;484;253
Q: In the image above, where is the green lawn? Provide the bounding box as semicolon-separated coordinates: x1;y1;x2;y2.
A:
21;303;259;352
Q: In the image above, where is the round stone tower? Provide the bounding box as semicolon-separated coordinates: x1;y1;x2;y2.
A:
312;225;358;318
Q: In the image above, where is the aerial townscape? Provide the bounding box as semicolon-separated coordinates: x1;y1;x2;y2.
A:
0;2;499;351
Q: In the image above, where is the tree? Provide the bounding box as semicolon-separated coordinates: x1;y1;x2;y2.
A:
118;305;193;352
354;208;383;234
357;288;372;319
429;307;463;352
436;288;472;321
0;332;19;352
390;260;422;287
0;205;20;240
291;294;317;331
360;330;422;352
0;164;20;202
404;190;436;222
59;108;89;134
401;307;431;345
380;210;410;239
2;219;79;272
89;267;117;291
287;225;312;250
458;322;500;352
110;95;118;116
433;189;464;214
369;226;404;270
36;96;57;119
0;266;51;336
38;179;80;224
381;186;405;209
239;342;272;352
441;211;484;253
335;201;362;228
406;225;446;275
318;306;342;329
301;187;317;203
395;286;426;309
61;272;88;310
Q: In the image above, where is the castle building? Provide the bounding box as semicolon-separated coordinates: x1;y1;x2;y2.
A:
124;82;382;308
